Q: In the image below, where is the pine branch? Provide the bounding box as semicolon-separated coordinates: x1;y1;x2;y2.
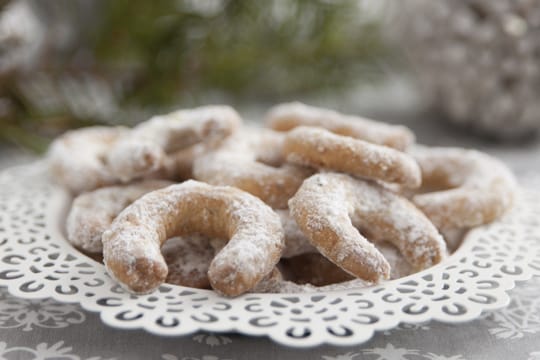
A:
0;0;391;152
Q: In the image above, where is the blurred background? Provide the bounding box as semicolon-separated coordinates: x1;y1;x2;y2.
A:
0;0;539;162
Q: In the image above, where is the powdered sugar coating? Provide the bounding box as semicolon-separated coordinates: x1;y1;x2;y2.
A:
265;102;415;150
193;127;313;209
106;105;242;182
284;126;421;188
289;173;447;283
48;126;128;194
102;180;284;296
162;236;216;289
411;146;517;229
275;209;317;258
66;180;173;253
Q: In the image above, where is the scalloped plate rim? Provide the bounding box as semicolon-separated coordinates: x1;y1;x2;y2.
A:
0;161;538;348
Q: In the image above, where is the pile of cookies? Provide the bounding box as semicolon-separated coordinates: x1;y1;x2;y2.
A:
49;103;517;297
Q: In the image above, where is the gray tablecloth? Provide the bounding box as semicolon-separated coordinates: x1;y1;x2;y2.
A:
1;104;539;360
0;275;538;360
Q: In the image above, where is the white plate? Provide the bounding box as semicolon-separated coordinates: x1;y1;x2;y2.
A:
0;162;539;348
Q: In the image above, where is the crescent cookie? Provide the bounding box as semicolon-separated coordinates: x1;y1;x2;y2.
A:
284;126;421;188
106;105;242;182
193;128;313;209
102;180;284;296
276;209;414;280
265;102;415;150
289;173;446;283
68;180;218;289
411;146;517;229
66;180;173;253
48;126;128;194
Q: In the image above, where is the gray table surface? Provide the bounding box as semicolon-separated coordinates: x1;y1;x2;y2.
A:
0;94;539;360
